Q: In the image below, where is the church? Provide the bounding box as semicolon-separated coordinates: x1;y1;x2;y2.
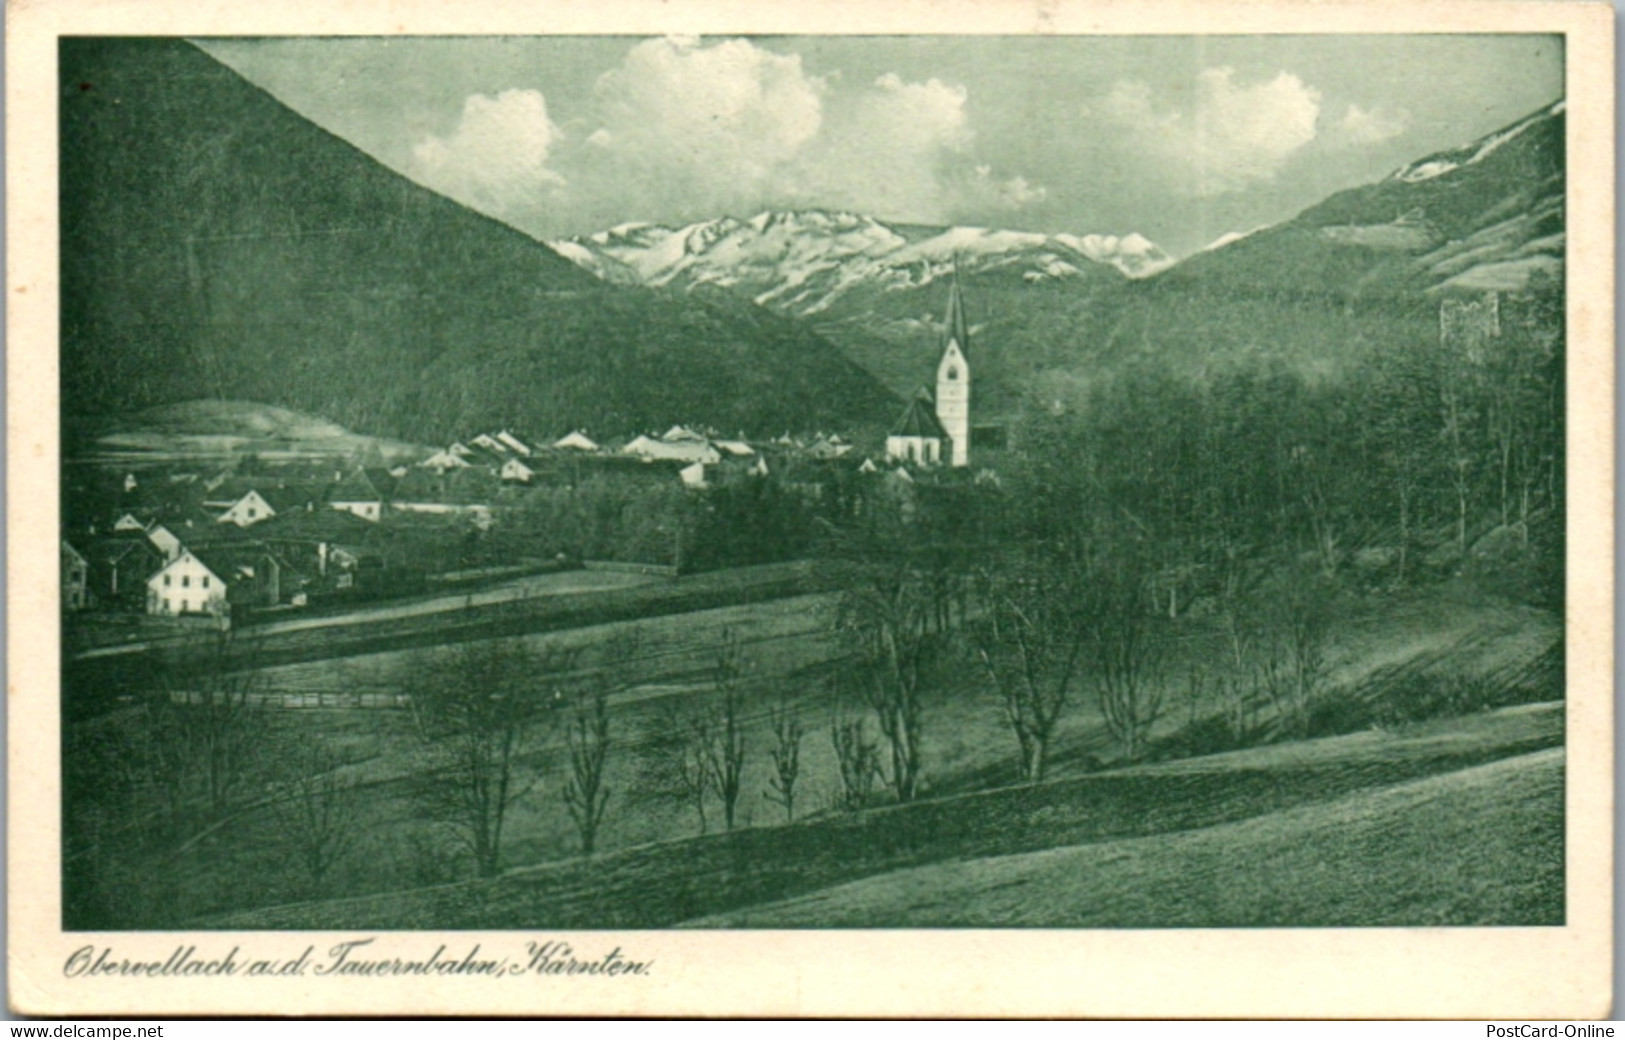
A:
885;271;972;468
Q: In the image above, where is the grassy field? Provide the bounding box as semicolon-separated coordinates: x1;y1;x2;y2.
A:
204;701;1561;929
696;746;1564;928
67;577;1562;930
64;560;838;718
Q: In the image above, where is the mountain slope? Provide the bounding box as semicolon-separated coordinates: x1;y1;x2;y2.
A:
554;211;1167;416
60;39;898;442
696;749;1563;928
554;210;1171;315
1171;99;1564;300
1020;99;1566;395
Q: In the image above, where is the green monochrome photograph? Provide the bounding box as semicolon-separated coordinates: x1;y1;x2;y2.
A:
29;8;1606;978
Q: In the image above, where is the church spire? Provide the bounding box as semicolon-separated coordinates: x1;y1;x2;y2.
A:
935;256;972;467
943;255;971;353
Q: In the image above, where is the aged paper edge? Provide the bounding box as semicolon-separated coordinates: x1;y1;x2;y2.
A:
6;0;1614;1019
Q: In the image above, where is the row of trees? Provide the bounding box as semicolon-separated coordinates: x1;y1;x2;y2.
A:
816;293;1561;798
503;470;825;572
1016;291;1563;605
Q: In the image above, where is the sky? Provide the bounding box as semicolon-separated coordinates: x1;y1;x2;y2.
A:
196;35;1563;257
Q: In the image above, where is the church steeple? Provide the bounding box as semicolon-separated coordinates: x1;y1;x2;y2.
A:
936;259;972;467
943;261;972;355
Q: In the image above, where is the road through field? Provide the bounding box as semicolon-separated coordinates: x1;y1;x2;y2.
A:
252;568;655;636
242;591;842;703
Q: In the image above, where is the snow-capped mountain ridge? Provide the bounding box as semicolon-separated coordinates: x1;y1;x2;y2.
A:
551;209;1174;317
1390;99;1565;184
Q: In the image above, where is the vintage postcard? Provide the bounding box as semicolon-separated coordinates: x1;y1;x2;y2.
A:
7;0;1613;1019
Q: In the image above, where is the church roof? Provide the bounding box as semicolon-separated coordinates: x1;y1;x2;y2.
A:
943;261;971;353
889;388;949;440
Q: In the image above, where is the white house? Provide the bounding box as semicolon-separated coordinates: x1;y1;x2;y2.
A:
330;472;383;522
624;435;721;465
146;549;228;617
217;489;277;527
421;449;471;472
62;540;89;611
679;462;709;488
553;431;599;452
662;425;706;443
113;512;147;532
500;458;536;483
715;439;756;458
145;523;184;562
470;433;510;455
495;430;533;456
807;435;854;460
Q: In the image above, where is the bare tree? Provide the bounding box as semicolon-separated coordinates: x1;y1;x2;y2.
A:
132;691;199;842
829;713;883;812
562;676;612;855
836;568;944;802
135;640;266;838
644;702;711;835
971;560;1087;783
273;740;361;897
410;639;577;878
763;696;803;822
699;631;749;830
1270;577;1332;738
1088;562;1164;761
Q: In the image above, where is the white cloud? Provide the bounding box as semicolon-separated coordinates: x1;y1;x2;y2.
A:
1332;103;1410;145
791;73;971;220
1098;67;1322;196
402;38;1046;235
794;72;1045;223
408;89;566;226
583;35;826;214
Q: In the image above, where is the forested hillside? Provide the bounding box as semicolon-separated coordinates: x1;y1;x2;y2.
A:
60;39;898;442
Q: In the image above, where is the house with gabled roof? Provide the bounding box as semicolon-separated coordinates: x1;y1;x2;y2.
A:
500;457;536;484
147;545;303;617
216;488;278;527
145;523;184;562
256;508;380;589
470;433;511;456
495;430;533;456
625;435;721;465
330;470;383;522
391;466;496;523
662;425;706;443
553;431;599;452
807;435;854;461
88;531;167;609
679;462;709;489
421;448;472;473
62;540;89;611
146;548;229;617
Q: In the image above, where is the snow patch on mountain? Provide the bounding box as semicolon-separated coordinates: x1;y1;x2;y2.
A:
1201;227;1270;253
1391;98;1563;184
551;210;1173;316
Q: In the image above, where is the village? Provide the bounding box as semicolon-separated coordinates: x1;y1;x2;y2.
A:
45;32;1580;953
61;282;997;644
